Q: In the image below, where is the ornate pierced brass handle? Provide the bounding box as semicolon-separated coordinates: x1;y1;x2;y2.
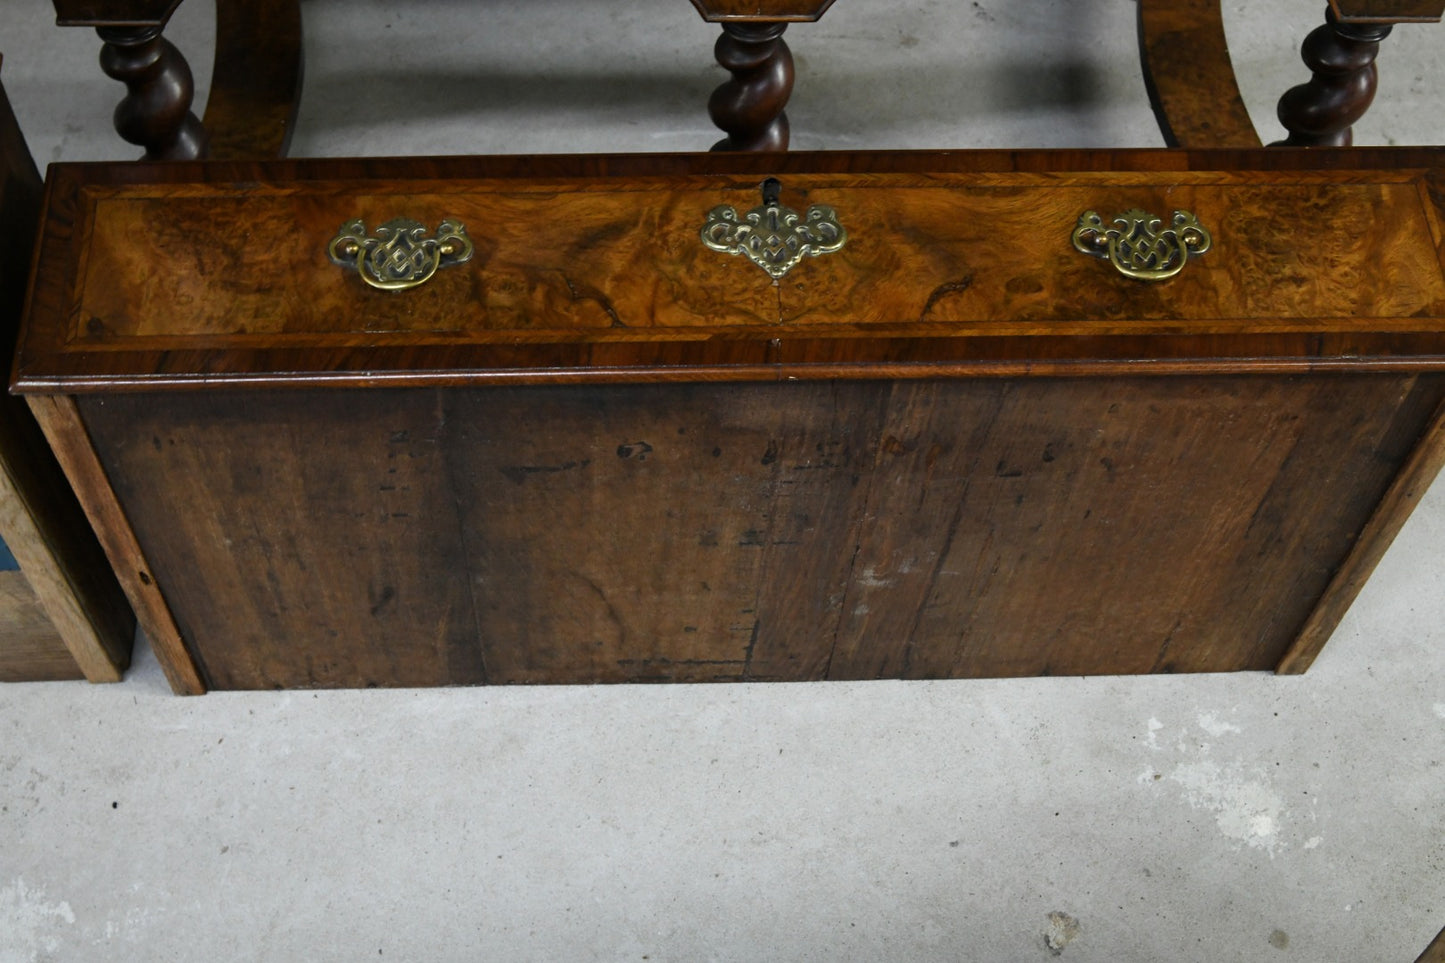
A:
701;177;846;281
328;217;474;291
1072;209;1212;282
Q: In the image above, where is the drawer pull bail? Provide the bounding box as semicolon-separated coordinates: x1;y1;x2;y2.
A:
327;217;474;291
701;177;846;281
1072;209;1211;282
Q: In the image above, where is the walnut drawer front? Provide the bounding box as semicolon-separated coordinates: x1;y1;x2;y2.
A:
14;150;1445;692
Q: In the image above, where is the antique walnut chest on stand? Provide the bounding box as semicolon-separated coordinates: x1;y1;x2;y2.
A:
12;148;1445;695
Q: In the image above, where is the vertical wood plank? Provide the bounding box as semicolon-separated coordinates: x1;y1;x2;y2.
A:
451;385;768;683
745;382;885;681
77;390;485;690
825;380;1010;679
25;395;204;694
447;383;878;683
0;446;130;681
830;376;1443;680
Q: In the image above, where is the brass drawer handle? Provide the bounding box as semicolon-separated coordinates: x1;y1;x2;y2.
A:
701;177;847;281
328;217;474;291
1072;209;1212;282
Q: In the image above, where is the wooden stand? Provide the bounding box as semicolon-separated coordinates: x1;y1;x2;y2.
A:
44;1;1444;155
1270;0;1445;146
708;22;794;152
94;21;207;161
689;1;836;152
1141;0;1444;148
51;0;303;161
1274;8;1394;146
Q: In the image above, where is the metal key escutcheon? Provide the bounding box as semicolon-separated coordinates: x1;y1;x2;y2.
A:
701;177;846;281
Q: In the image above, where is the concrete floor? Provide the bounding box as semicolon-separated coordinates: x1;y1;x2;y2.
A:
1;0;1443;959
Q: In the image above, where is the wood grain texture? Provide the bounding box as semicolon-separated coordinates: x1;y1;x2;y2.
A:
14;150;1445;393
0;59;68;681
26;395;202;694
0;572;83;682
1138;0;1262;148
826;374;1443;679
1278;392;1445;672
80;391;484;689
73;375;1444;689
204;0;303;160
0;433;131;682
443;383;878;683
0;61;133;683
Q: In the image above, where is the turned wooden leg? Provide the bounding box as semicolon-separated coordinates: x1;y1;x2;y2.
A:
708;22;793;152
1273;7;1392;146
96;25;208;160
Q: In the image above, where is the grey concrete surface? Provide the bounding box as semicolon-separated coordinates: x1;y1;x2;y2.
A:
0;1;1442;960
